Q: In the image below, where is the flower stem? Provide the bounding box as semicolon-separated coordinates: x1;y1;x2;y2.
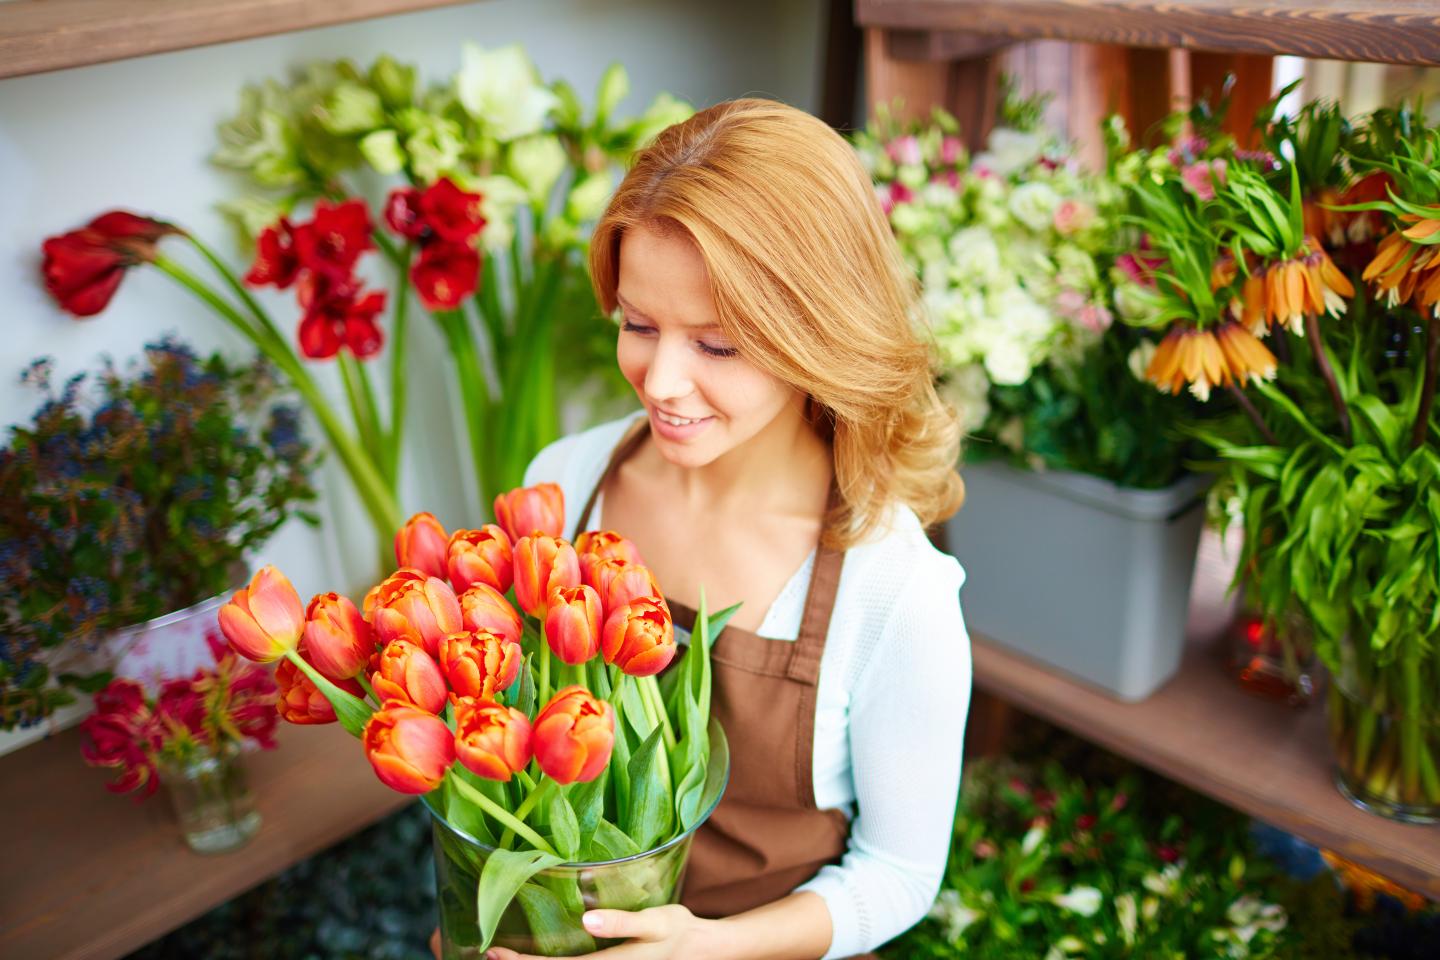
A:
356;673;379;706
152;255;402;539
1412;314;1438;450
641;676;676;752
1304;311;1353;444
388;246;412;482
447;770;559;857
1227;384;1279;446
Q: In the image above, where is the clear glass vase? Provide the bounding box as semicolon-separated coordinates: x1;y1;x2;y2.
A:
1225;603;1316;707
427;720;728;958
160;742;262;854
1328;667;1440;824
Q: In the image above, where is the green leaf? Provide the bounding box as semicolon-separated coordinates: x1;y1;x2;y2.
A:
514;653;537;719
568;772;608;845
547;785;581;861
475;847;565;952
516;883;597;955
624;726;674;852
445;775;498;846
58;670;114;694
589;817;641;861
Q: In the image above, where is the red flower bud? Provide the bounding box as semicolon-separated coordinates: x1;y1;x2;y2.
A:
513;535;581;618
532;686;614;784
601;597;676;677
42;211;177;316
457;582;523;646
438;630;521;701
371;637;447;713
588;558;664;618
363;703;455;794
217;566;306;663
395;512;451;580
447;525;514;594
276;657;365;724
454;698;532;782
544;585;603;665
494;483;565;542
302;592;374;680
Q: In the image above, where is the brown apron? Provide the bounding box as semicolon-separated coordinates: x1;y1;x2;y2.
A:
576;422;877;959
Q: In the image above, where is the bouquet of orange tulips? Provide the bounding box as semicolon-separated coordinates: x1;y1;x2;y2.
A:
216;483;733;956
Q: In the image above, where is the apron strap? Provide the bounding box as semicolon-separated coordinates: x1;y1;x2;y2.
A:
786;545;843;686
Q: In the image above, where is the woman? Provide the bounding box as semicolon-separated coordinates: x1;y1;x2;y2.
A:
495;99;971;960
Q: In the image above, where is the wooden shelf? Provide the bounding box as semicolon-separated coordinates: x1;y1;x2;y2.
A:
973;633;1440;899
0;0;478;81
857;1;1440;66
0;723;411;960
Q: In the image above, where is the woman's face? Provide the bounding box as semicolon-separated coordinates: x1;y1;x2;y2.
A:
615;222;801;469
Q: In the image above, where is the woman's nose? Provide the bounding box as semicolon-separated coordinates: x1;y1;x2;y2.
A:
643;337;696;402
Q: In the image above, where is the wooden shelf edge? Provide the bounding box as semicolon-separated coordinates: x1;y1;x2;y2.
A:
856;0;1440;66
0;0;480;81
970;634;1440;900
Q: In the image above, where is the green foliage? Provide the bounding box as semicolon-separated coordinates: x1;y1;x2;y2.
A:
0;337;318;728
881;756;1291;960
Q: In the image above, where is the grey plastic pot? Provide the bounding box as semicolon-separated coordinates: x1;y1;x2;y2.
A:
945;460;1210;701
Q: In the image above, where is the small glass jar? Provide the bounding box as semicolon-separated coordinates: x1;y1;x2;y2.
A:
160;742;262;854
1225;601;1316;707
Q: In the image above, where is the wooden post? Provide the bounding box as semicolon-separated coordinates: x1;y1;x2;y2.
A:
863;26;1008;150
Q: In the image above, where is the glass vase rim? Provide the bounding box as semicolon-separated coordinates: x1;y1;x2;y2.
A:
423;717;729;869
109;566;247;640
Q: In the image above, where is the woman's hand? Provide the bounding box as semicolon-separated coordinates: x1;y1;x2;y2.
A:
483;905;720;960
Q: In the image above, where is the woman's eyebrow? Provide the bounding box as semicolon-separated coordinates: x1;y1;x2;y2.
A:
615;293;648;318
616;294;722;332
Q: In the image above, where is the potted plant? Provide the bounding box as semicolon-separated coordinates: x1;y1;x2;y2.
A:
854;96;1203;700
80;635;279;853
1119;94;1440;822
216;484;730;955
0;337;318;753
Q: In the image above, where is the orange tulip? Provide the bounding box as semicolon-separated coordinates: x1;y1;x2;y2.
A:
513;535;581;618
217;565;306;663
532;686;614;784
276;657;365;724
544;585;604;665
447;524;514;594
439;630;522;700
372;637;448;713
602;598;677;677
363;703;455;794
575;530;644;585
494;482;565;542
589;558;665;617
394;512;450;580
453;697;532;781
368;569;463;657
302;592;373;680
458;582;523;646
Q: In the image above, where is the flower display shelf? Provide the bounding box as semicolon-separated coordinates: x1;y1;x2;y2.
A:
857;0;1440;66
972;631;1440;899
0;723;410;960
0;0;478;80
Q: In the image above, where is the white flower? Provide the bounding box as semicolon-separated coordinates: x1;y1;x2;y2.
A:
508;135;567;205
359;129;404;175
1127;341;1158;382
1009;181;1062;231
927;889;982;943
565;170;615;223
1115;892;1138;945
940;365;990;435
975;126;1046;176
1142;863;1183;898
948;226;1002;280
1051;885;1104;917
984;336;1033;386
1020;823;1048;856
456;43;559;141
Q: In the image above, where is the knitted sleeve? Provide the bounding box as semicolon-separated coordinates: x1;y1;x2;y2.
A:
795;552;971;958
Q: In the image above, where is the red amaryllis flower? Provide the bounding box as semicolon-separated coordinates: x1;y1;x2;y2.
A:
384;188;427;240
245;218;303;289
293;199;374;277
296;271;387;359
41;211;177;316
419;178;486;244
155;677;207;741
411;240;480;310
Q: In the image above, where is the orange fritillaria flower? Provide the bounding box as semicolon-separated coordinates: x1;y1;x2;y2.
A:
1262;238;1354;335
1146;322;1277;402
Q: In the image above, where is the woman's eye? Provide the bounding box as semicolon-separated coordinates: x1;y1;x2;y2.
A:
697;341;739;359
621;319;654;335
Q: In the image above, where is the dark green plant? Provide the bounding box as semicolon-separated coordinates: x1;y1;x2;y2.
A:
0;336;319;728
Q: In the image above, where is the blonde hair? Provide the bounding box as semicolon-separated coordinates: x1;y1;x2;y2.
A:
590;98;963;548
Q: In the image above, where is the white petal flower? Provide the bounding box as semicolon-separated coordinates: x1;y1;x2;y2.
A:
456;43;559;141
975;127;1047;176
1051;885;1104;917
1009;181;1062;232
1020;823;1047;856
1127;341;1158;382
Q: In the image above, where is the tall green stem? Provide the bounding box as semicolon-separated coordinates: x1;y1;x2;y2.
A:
435;308;492;511
388;246;412;483
447;771;558;856
152;255;402;538
1305;312;1352;444
1413;315;1439;450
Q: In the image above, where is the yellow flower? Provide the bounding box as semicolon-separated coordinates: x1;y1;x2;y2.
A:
1146;322;1276;402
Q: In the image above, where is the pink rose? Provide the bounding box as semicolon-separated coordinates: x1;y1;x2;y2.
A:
886;135;923;167
1052;199;1095;236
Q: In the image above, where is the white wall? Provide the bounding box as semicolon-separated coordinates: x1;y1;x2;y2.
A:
0;0;826;600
